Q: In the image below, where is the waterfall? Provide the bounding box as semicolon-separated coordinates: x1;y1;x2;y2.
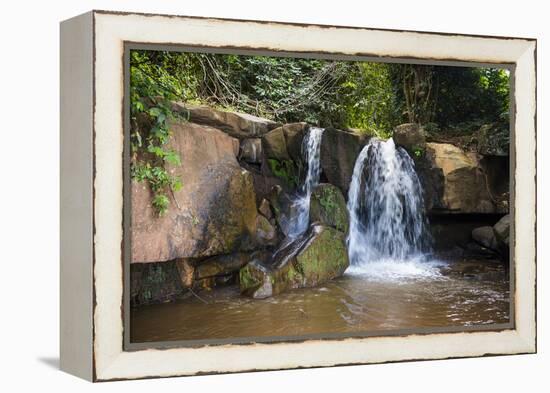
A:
284;126;324;238
347;138;433;275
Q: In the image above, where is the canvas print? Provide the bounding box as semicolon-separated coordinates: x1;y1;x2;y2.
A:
127;49;511;344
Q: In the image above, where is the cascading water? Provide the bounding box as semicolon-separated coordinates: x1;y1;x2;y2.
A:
346;138;441;280
284;126;324;238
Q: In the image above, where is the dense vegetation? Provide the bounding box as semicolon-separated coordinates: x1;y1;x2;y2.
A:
130;50;510;214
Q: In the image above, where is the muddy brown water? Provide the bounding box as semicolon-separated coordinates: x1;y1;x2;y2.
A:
130;259;510;344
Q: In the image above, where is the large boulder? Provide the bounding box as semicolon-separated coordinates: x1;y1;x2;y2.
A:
393;123;426;152
320;128;370;195
423;143;495;213
172;103;280;139
239;225;349;298
310;183;349;233
131;121;258;263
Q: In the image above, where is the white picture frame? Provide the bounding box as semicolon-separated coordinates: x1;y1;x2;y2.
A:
60;10;536;381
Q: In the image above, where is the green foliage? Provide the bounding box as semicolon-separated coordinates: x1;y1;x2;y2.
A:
389;64;510;132
412;146;424;158
152;194;170;216
131;49;510;167
130;51;186;215
319;187;337;212
339;62;399;136
267;159;299;188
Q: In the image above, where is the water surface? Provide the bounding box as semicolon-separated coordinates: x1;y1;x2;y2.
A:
131;259;510;343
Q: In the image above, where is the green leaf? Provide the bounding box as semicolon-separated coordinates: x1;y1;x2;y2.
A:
163;150;181;166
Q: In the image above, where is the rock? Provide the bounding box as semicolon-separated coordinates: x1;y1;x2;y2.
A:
267;185;289;228
393;123;426;152
262;126;290;161
258;198;273;219
320;128;369;195
415;155;445;211
255;215;278;246
262;123;308;161
239;225;349;298
475;123;509;156
265;157;301;189
131;120;258;263
266;184;303;236
194;253;251;280
175;258;195;288
261;123;309;189
494;214;510;247
429;215;498;252
249;169;286;204
172;103;280;139
423;143;495;213
472;226;498;250
479;156;510;214
240;138;262;164
195;277;215;290
130;261;185;306
310;183;349;233
281;123;309;164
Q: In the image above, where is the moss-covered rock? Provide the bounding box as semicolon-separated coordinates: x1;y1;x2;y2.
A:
266;158;300;189
295;225;349;286
255;214;278;246
262;123;308;190
310;183;349;233
239;225;349;298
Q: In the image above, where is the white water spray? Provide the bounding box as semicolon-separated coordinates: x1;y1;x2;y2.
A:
285;127;324;238
346;138;439;280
